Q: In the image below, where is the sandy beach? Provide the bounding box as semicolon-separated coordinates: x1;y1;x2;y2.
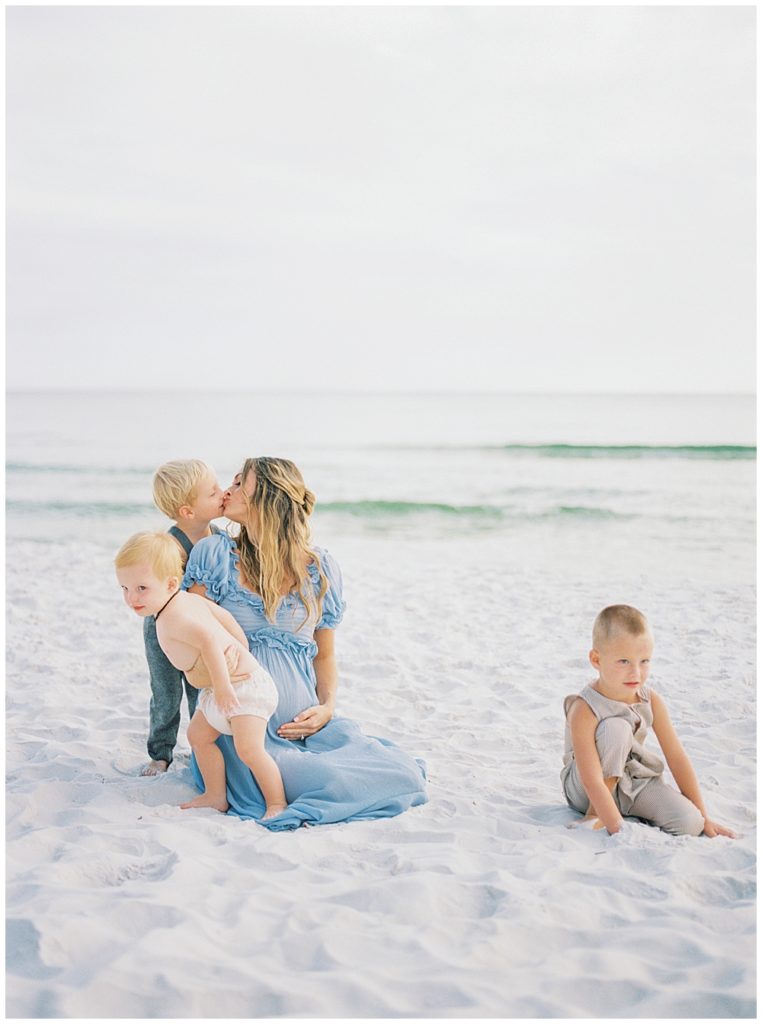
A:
6;530;755;1018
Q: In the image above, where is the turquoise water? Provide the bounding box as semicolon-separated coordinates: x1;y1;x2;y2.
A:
6;391;755;582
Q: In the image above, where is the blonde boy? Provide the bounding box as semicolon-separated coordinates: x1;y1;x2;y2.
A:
152;460;225;546
561;605;735;838
140;459;225;775
117;532;287;819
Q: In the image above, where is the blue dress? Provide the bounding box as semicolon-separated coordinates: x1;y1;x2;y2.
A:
182;534;428;830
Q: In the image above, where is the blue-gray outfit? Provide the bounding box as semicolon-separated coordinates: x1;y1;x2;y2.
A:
143;524;221;765
182;534;428;830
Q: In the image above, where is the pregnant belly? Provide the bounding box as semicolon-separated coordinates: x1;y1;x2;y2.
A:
248;643;317;724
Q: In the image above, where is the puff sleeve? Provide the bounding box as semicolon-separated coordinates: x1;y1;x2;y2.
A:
182;533;234;603
315;548;346;630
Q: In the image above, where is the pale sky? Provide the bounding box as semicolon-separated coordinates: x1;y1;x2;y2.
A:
6;5;755;393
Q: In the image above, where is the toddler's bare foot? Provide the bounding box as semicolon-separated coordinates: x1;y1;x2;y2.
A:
180;794;229;813
141;759;169;776
262;803;288;820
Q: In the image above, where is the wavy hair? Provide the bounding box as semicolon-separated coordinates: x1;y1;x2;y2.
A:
235;457;327;626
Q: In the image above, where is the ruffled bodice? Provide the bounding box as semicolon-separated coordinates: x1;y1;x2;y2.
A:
183;532;346;639
245;625;318;661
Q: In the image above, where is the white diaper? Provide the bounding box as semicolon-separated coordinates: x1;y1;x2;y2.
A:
198;665;279;736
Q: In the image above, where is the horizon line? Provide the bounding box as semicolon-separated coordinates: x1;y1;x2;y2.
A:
5;388;756;398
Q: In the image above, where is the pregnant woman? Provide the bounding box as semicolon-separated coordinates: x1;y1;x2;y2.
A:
183;456;428;830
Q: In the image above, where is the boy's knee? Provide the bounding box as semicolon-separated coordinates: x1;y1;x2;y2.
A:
233;732;270;767
595;717;631;745
187;718;211;748
664;803;705;837
594;718;632;775
234;741;261;767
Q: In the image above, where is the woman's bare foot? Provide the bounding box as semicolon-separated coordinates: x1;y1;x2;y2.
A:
262;803;288;820
141;759;169;777
180;794;229;813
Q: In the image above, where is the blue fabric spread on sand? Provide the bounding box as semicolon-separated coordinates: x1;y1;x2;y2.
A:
182;534;428;830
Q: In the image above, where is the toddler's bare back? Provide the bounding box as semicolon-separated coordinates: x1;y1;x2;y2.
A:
156;591;258;685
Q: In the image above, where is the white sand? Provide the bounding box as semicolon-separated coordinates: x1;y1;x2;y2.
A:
6;535;755;1018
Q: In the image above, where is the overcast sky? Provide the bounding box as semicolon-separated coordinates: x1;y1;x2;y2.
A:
6;6;755;393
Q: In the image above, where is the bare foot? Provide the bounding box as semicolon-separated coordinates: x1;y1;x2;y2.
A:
140;759;169;777
180;794;229;813
262;803;288;821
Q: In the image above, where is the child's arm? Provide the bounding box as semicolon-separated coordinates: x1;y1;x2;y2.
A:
186;584;248;649
205;601;249;648
163;612;240;716
568;699;624;834
198;632;240;716
651;691;736;839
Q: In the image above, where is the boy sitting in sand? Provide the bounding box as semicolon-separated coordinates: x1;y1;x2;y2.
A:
116;532;288;820
561;604;736;838
141;459;225;776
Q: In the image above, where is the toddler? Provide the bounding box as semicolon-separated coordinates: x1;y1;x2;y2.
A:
116;531;288;820
561;604;736;838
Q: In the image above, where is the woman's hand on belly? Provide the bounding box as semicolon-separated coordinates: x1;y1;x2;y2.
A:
277;703;333;740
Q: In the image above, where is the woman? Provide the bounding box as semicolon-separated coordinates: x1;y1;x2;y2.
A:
183;456;428;830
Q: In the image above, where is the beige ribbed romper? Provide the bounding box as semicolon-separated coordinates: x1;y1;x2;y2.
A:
561;684;704;836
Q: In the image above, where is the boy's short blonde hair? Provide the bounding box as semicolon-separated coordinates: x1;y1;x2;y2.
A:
114;532;184;580
592;604;650;648
152;459;211;519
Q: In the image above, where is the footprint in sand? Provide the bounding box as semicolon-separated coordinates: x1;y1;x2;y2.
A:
6;919;61;980
679;873;756;906
50;848;179;889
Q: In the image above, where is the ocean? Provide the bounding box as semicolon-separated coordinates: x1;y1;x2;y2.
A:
6;391;755;584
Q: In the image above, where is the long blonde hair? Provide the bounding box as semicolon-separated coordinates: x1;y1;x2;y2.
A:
235;457;327;626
